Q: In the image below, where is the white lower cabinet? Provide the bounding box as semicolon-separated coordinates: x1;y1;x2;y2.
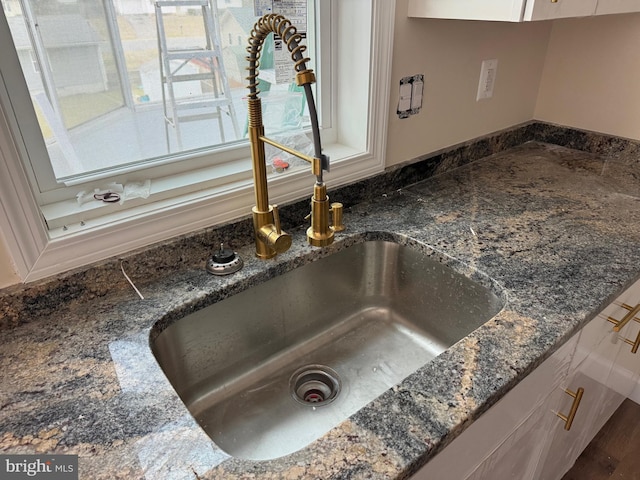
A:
534;287;640;480
411;278;640;480
465;399;553;480
410;335;577;480
533;370;625;480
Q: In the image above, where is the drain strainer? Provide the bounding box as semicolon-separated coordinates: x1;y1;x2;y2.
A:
290;365;341;407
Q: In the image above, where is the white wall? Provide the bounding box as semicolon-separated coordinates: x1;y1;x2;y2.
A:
535;13;640;140
2;7;640;287
386;1;551;166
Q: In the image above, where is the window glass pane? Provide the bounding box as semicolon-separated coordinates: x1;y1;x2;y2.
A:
2;0;312;182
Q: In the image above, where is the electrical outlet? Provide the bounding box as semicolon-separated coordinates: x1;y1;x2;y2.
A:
477;59;498;101
397;74;424;118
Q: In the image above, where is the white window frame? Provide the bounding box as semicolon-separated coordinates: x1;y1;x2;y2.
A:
0;0;395;282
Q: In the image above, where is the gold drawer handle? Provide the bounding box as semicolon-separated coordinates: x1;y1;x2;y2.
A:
556;387;584;431
622;328;640;354
606;303;640;332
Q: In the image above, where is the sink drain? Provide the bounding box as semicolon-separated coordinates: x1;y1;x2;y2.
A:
290;365;341;407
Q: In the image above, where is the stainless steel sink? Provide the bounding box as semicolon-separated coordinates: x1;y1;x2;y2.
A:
150;240;504;460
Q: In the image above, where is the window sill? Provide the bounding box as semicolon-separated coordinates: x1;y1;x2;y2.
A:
43;141;365;236
28;141;377;281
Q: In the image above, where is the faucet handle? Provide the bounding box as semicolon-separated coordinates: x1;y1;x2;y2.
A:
256;204;292;256
330;202;345;232
272;204;282;234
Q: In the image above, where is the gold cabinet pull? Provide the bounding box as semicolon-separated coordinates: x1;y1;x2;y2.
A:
606;303;640;332
622;328;640;354
556;387;584;431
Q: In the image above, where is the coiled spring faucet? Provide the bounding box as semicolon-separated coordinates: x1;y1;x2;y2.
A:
246;14;344;259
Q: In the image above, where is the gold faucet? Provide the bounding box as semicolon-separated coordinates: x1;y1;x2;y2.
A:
246;14;344;259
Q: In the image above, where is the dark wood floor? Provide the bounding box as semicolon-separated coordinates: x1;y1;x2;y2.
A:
562;398;640;480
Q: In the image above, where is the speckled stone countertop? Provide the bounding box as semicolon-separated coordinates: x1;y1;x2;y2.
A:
2;136;640;479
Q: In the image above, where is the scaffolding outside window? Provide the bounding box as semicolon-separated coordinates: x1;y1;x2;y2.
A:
1;0;314;186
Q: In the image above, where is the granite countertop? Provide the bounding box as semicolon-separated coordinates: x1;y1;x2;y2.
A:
1;141;640;479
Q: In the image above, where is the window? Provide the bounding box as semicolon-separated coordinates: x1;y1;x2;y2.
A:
3;0;317;208
0;0;394;281
27;50;39;73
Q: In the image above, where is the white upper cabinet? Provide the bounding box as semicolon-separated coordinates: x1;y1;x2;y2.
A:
596;0;640;15
408;0;639;22
524;0;598;20
407;0;527;22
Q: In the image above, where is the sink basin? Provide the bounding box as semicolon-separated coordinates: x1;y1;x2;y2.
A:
150;240;504;460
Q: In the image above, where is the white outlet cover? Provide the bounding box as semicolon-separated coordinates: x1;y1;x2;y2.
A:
477;59;498;101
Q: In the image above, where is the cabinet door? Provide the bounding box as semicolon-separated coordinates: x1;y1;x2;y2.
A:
407;0;640;21
595;0;640;15
607;310;640;400
410;336;577;480
466;401;551;480
572;279;640;398
534;329;623;480
533;368;625;480
534;279;640;480
407;0;526;22
612;316;640;401
523;0;598;20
